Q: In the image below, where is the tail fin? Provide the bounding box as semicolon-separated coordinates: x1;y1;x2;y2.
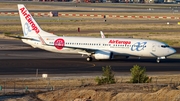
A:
18;4;56;37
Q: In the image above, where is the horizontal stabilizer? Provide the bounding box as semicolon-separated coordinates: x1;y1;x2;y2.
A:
6;35;35;40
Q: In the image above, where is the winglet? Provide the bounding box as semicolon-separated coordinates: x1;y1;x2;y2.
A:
100;31;106;38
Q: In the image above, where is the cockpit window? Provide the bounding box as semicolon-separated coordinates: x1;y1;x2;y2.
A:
161;45;169;48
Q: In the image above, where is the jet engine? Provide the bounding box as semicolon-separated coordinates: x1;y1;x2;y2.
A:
94;50;113;60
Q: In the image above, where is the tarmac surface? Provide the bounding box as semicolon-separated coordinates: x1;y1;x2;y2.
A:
0;2;179;13
0;38;180;77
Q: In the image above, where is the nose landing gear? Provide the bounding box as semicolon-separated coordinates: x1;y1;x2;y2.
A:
156;57;166;63
156;59;160;63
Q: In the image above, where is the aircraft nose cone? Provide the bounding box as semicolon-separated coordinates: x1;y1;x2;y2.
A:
169;48;176;55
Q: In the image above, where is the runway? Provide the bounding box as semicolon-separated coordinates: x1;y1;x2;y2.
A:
0;2;179;13
0;39;180;77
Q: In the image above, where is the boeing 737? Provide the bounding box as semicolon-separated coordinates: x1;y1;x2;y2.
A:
17;4;176;63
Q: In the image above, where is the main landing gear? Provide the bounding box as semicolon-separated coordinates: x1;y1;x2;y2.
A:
87;56;92;62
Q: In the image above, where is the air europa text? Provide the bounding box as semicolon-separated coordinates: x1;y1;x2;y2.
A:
20;7;40;34
109;40;131;44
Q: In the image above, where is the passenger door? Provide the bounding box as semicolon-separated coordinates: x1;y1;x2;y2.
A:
152;43;156;52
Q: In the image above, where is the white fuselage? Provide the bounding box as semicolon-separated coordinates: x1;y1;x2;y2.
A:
22;36;176;58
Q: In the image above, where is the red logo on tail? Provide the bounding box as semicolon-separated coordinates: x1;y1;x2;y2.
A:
54;38;65;50
20;7;40;34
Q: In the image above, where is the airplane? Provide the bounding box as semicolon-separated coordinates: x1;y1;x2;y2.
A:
17;4;176;63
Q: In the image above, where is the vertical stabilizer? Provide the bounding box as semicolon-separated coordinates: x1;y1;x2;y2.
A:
18;4;56;37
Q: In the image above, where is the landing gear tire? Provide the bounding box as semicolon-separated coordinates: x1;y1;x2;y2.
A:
126;56;129;59
156;59;160;63
87;57;92;62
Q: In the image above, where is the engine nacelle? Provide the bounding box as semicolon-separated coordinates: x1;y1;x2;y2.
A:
94;50;113;60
